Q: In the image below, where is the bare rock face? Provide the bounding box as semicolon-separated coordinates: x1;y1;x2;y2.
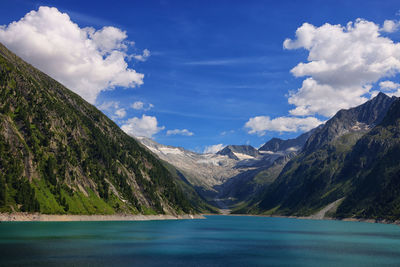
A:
303;92;396;153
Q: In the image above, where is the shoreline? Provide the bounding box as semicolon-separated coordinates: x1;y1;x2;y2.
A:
210;213;400;226
2;212;398;226
0;212;205;222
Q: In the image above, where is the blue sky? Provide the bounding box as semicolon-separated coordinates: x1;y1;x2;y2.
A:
1;0;400;152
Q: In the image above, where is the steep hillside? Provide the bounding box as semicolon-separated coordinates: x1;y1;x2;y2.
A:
239;93;398;219
303;92;395;153
335;99;400;220
0;43;197;215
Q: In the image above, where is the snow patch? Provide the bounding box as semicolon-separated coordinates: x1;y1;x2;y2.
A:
233;152;255;160
159;147;184;155
259;150;275;154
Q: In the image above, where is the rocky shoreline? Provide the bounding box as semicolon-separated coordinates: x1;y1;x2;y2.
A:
0;213;205;222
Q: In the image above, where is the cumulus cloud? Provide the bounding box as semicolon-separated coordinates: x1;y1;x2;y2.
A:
283;18;400;117
121;115;164;138
0;6;145;104
131;101;154;111
381;20;400;33
166;129;194;136
203;144;225;154
245;116;323;136
379;80;400;91
378;80;400;97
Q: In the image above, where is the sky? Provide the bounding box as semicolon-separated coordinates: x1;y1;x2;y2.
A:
1;0;400;153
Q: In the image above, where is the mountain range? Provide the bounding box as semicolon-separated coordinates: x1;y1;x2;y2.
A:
236;92;400;220
138;126;312;209
2;40;400;221
137;92;400;221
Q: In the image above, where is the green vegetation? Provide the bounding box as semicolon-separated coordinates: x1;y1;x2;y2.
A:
242;95;400;221
335;103;400;220
0;42;197;215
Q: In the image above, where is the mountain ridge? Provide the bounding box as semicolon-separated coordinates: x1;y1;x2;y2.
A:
237;92;400;221
0;42;199;215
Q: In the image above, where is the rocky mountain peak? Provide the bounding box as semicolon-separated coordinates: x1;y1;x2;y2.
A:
303;93;397;153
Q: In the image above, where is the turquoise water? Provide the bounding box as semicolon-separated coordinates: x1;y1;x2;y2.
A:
1;215;400;266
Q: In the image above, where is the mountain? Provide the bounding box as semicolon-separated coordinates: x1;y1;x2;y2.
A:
335;99;400;220
238;93;400;220
217;145;260;160
0;42;198;215
259;128;319;153
137;135;308;210
136;137;242;203
303;92;395;153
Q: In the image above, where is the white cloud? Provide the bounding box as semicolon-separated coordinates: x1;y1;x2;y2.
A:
203;144;225;154
114;108;126;119
97;101;120;111
378;80;400;97
131;101;154;111
131;101;144;110
133;49;150;62
245;116;323;136
121;114;164;138
381;20;400;33
283;19;400;117
0;6;144;104
288;78;370;117
379;80;400;91
97;101;126;119
166;129;194;136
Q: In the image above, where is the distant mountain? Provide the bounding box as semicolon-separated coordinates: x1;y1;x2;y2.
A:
239;93;400;221
217;145;260;160
0;42;197;215
138;136;306;210
137;137;241;192
259;128;319;152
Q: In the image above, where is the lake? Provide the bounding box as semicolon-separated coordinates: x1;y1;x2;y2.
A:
0;215;400;266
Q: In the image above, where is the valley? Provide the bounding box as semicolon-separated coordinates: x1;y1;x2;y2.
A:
137;92;400;222
1;38;400;222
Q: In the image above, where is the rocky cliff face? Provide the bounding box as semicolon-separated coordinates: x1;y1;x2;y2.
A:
303;92;396;153
0;42;197;215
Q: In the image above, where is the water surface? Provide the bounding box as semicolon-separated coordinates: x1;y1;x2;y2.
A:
0;215;399;266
